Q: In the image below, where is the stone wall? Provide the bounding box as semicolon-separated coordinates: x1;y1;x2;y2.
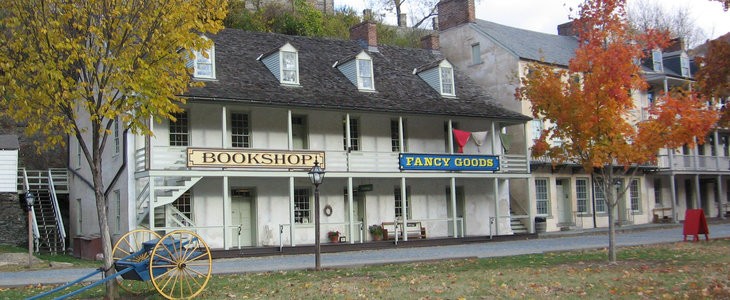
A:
0;193;27;247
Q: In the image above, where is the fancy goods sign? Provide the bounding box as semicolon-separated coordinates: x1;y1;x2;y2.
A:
399;153;499;171
187;148;325;169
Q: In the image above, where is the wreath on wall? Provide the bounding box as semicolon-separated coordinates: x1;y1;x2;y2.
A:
324;205;333;217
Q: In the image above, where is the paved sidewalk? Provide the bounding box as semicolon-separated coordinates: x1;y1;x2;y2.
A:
2;222;728;288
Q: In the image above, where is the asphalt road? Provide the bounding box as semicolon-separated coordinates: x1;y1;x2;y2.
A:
1;222;728;288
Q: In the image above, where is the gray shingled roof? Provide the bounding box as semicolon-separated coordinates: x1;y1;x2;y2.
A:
185;29;530;122
472;19;578;66
0;135;19;150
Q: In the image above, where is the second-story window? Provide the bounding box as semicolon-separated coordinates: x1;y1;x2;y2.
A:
440;66;454;96
193;42;215;79
652;49;663;72
680;52;690;77
343;117;360;151
113;118;120;155
391;119;407;152
357;58;374;90
231;112;251;148
471;43;481;65
169;110;189;146
281;50;299;84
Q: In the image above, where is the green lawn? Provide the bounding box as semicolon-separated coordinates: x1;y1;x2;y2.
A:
3;240;730;299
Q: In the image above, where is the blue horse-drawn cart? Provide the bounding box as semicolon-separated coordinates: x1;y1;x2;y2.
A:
29;229;212;300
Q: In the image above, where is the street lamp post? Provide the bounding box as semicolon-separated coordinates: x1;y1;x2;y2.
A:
308;159;325;271
24;192;35;268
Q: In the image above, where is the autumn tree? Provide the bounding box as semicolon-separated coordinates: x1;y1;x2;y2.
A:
0;0;227;297
696;37;730;126
517;0;717;263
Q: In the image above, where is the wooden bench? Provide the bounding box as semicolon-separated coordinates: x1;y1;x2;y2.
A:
652;207;673;223
382;221;426;240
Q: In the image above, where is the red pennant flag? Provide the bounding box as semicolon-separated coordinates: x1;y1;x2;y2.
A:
452;129;471;153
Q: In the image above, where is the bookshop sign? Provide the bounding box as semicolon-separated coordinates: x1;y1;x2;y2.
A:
187;148;325;169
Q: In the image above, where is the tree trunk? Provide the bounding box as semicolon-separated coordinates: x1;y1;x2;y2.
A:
92;138;118;299
607;201;617;264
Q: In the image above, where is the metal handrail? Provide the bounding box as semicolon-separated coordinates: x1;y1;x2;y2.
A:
47;170;67;250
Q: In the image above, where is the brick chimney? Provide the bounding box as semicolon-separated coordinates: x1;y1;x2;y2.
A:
557;21;577;37
350;21;377;49
437;0;475;31
420;33;440;51
664;38;685;52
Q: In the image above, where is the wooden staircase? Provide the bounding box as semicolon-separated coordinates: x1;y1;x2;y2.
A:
19;169;68;254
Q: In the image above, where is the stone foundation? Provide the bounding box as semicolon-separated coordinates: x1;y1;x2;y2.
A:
0;193;28;247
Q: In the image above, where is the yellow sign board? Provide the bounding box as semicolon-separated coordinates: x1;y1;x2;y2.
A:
187;148;325;169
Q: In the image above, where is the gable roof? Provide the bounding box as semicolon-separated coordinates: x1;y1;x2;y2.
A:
0;135;19;150
471;19;579;67
185;29;530;123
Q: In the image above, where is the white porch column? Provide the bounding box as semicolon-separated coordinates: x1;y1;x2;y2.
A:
447;120;454;154
527;178;535;233
345;114;351;151
401;176;408;241
494;178;500;235
398;117;405;152
347;177;355;243
715;131;720;170
670;174;677;223
450;177;457;237
221;106;227;148
694;174;701;210
491;122;497;154
287;110;293;150
718;175;726;219
223;176;230;249
289;176;295;246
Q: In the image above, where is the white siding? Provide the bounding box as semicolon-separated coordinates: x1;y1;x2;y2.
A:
0;150;18;192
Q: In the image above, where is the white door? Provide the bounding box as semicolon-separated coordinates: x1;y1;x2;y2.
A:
231;189;255;248
446;187;465;236
346;191;366;242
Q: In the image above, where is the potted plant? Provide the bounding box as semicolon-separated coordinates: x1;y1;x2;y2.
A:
327;231;340;243
369;224;384;241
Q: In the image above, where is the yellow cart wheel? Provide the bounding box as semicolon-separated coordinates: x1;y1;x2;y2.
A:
112;229;161;294
150;230;212;299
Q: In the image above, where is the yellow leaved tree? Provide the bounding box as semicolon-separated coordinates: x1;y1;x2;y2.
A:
0;0;227;297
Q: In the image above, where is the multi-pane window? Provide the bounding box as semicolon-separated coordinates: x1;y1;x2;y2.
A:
390;119;407;152
169;111;189;146
680;53;690;77
440;66;454;95
394;187;411;219
654;178;663;205
294;188;310;223
113;119;120;155
652;49;663;72
281;51;298;84
231;112;251;148
343;117;360;151
194;46;215;79
471;43;481;65
594;180;607;213
576;178;589;213
531;119;543;141
630;179;640;212
357;59;374;90
173;191;192;221
114;190;121;233
535;178;549;215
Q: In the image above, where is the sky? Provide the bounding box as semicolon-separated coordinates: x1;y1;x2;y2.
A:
338;0;730;41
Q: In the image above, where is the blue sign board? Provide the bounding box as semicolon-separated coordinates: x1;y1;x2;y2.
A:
399;153;500;171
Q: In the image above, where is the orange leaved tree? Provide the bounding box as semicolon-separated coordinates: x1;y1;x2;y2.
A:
516;0;718;263
695;37;730;126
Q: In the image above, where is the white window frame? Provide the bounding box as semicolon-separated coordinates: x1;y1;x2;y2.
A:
630;178;641;212
169;110;189;147
193;41;216;79
654;178;663;206
439;60;455;96
231;112;251;148
280;43;299;85
651;49;663;72
535;178;549;215
390;119;407;152
294;188;311;224
594;179;607;213
576;178;589;213
680;52;690;77
343;117;360;151
113;118;120;155
394;186;412;219
355;52;374;90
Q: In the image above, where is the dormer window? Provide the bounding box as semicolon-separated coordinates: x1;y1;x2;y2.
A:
680;52;690;77
651;49;663;72
193;39;215;79
336;51;375;91
258;42;300;86
281;50;298;84
415;59;457;97
440;65;454;96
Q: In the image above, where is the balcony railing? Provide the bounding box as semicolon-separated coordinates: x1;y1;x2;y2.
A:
656;154;730;172
135;147;530;174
